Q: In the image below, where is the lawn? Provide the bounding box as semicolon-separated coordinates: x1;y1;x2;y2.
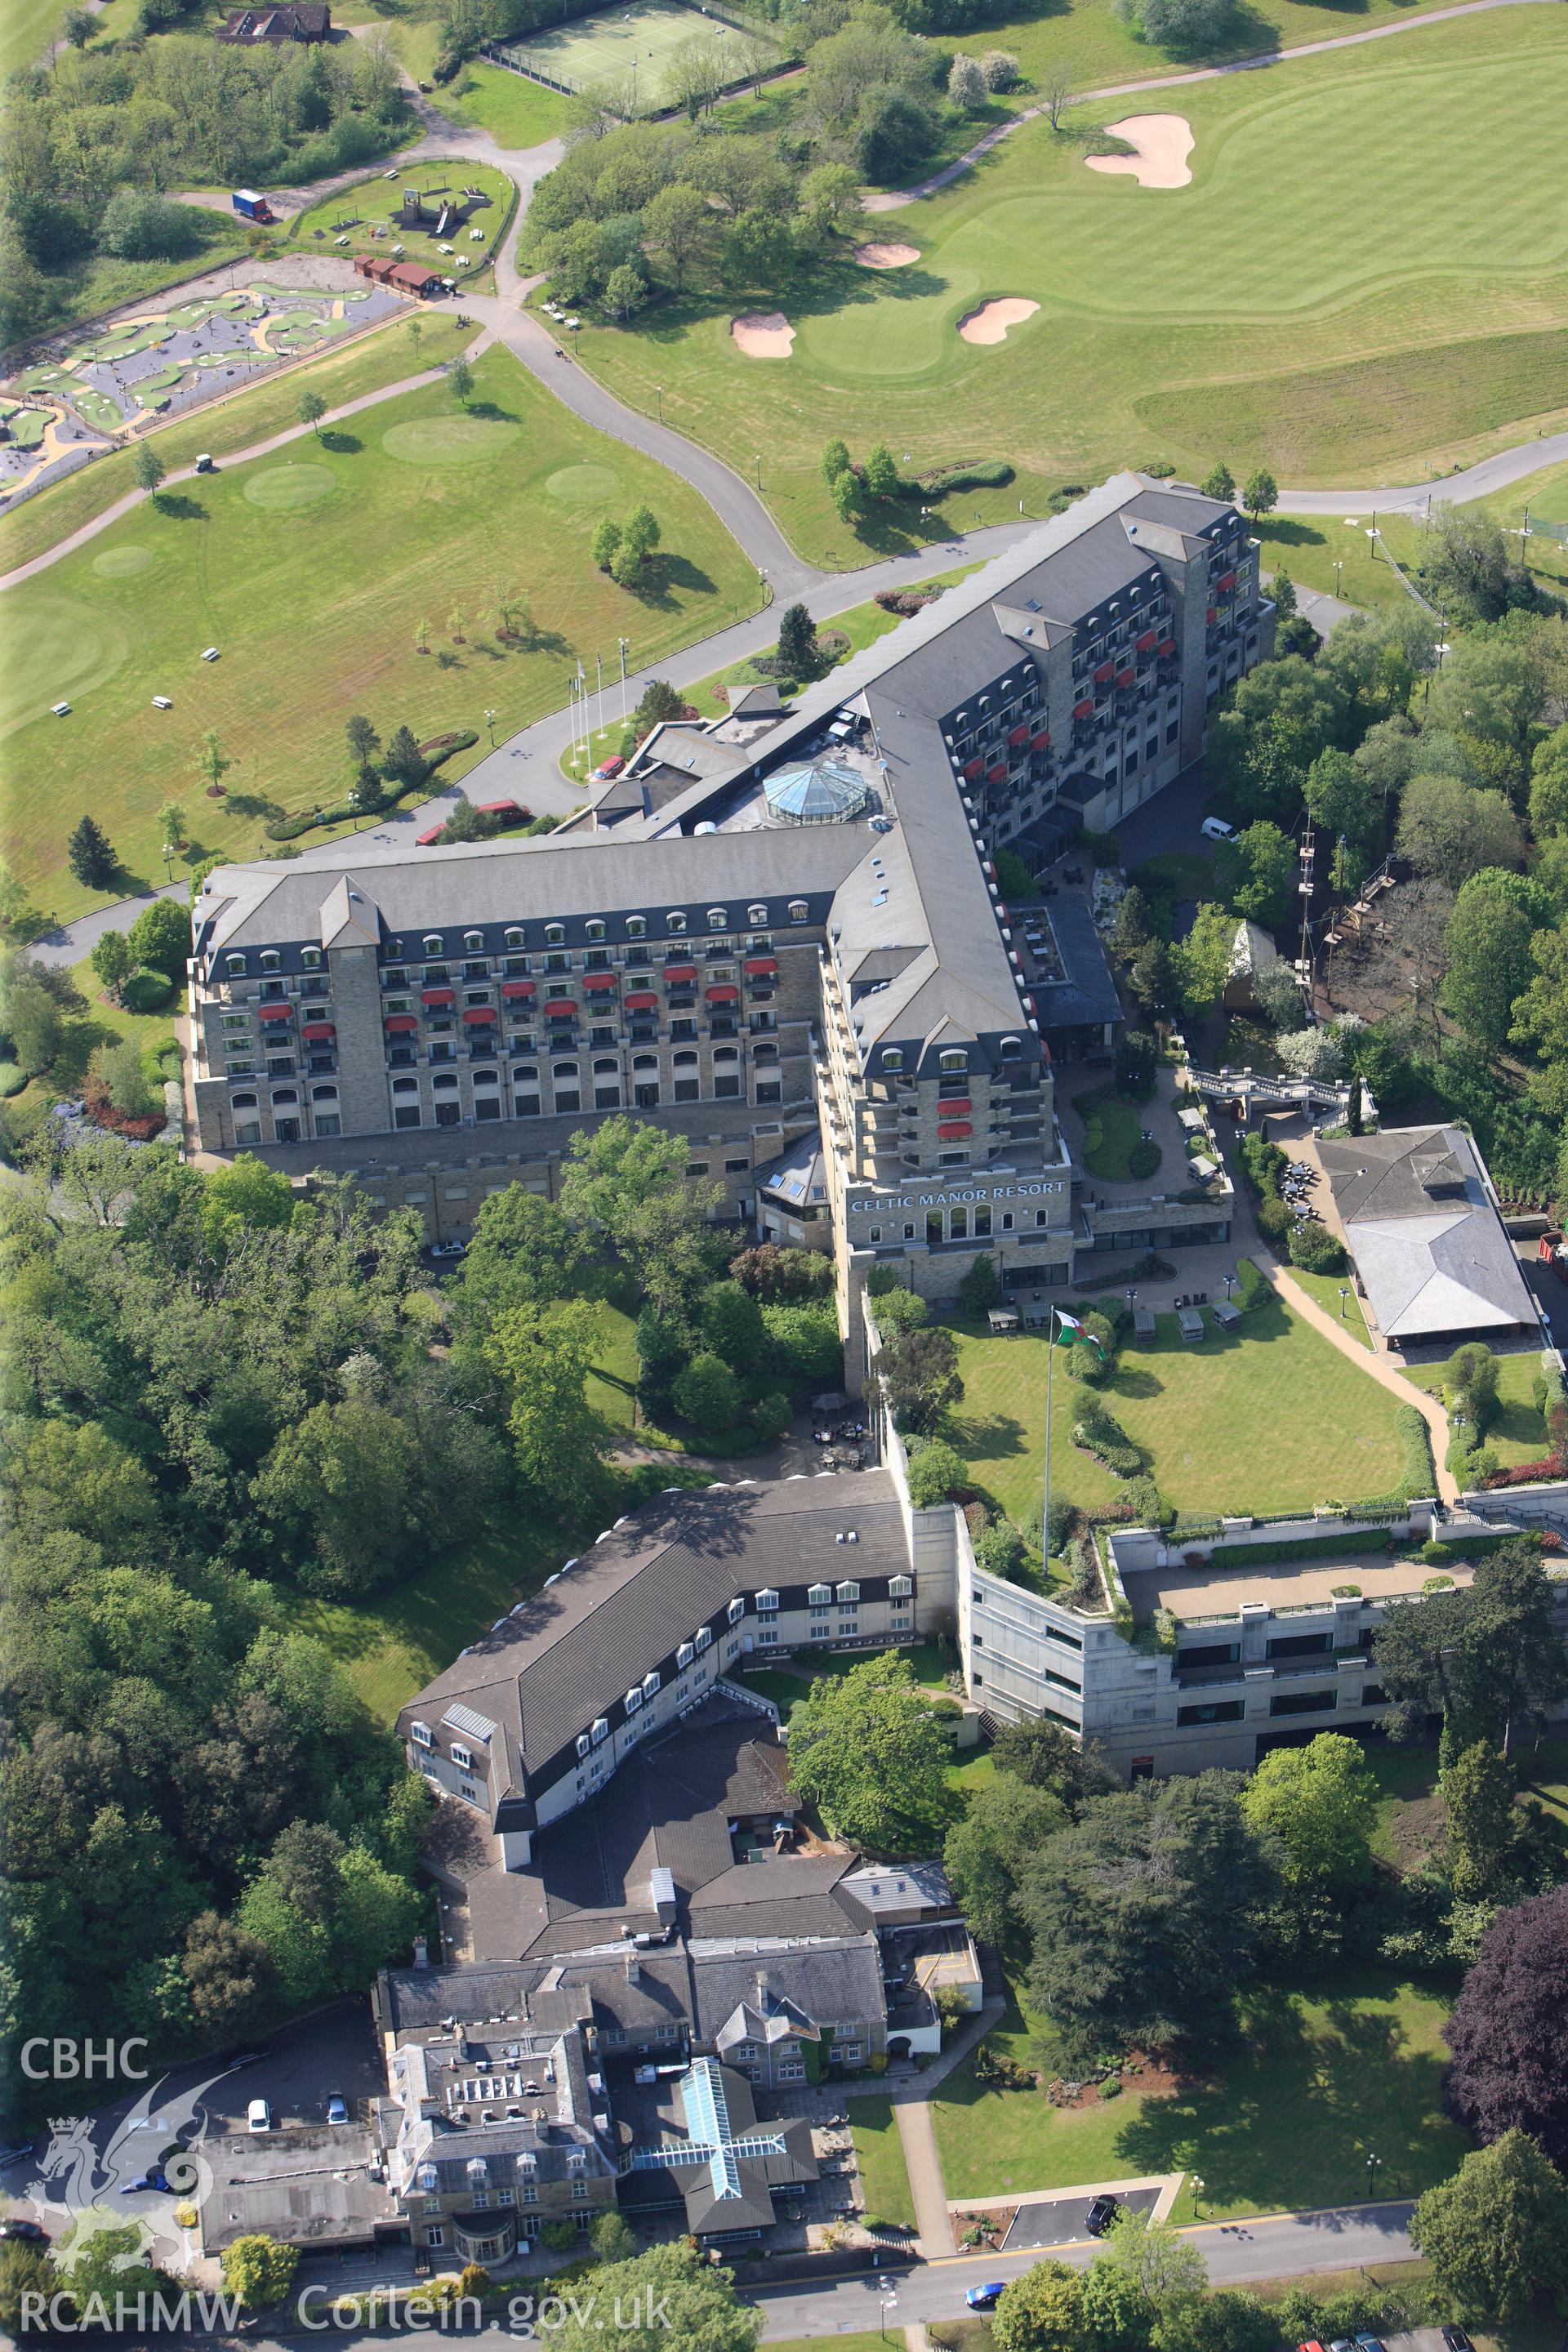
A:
572;9;1568;568
1401;1349;1551;1468
740;1639;954;1722
1;341;757;920
1365;1732;1568;1871
1072;1086;1146;1182
848;2096;917;2232
930;1971;1468;2220
0;0;65;78
381;20;575;145
942;1290;1408;1526
0;309;470;575
1287;1263;1373;1348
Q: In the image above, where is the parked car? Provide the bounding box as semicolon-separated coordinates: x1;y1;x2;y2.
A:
247;2099;271;2133
1353;2336;1387;2352
0;2145;33;2171
1200;815;1235;840
1085;2194;1120;2235
0;2221;47;2243
1297;2341;1326;2352
415;825;446;847
594;756;626;780
327;2096;350;2127
1441;2333;1472;2352
964;2284;1005;2311
118;2172;170;2198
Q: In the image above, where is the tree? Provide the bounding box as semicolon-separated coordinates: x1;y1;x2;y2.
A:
1373;1539;1568;1756
350;763;384;817
200;1151;295;1250
981;48;1020;88
960;1252;1001;1316
1015;1772;1276;2065
1442;1339;1499;1432
777;602;820;679
1241;1733;1377;1892
993;2257;1085;2352
455;1184;584;1319
90;1037;155;1118
127;894;191;979
948;51;987;107
604;264;648;318
381;725;430;792
1173;902;1238;1015
1396;773;1524;889
448;357;474;408
1437;876;1535;1052
991;1716;1116;1809
485;1298;606;1520
828;466;862;524
591;517;621;572
672;1349;735;1435
1241;468;1277;522
0;2240;54;2335
590;2211;638;2265
297;388;326;437
1079;2253;1149;2350
1214;820;1294;927
134;442;165;497
862;441;901;498
822;436;852;486
1303;745;1382;869
559;1116;721;1315
1443;1741;1530;1903
1423;506;1526;626
788;1653;954;1854
1527;722;1568;836
1443;1889;1568;2167
220;2234;299;2312
1041;59;1077;128
1410;2132;1568;2325
4;980;60;1075
89;930;132;999
345;714;380;771
944;1773;1067;1944
1201;462;1235;502
67;814;116;889
700;1278;766;1370
644;180;712;287
620;503;661;568
180;1911;277;2038
1098;2207;1207;2323
550;2241;755;2352
873;1323;963;1434
906;1437;969;1506
1510;924;1568;1118
256;1396;427;1598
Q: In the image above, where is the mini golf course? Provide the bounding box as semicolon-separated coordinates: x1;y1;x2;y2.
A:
577;7;1568;566
0;344;758;920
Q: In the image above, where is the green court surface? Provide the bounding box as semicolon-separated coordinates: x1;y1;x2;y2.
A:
499;0;772;103
577;8;1568;566
7;411;50;449
73;390;128;433
0;341;757;920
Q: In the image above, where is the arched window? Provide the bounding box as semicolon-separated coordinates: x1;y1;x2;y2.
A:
747;903;768;924
706;907;728;931
270;1088;298;1105
625;916;647;938
787;900;808;923
472;1067;499;1087
673;1049;698;1067
666;911;688;934
940;1049;968;1072
432;1074;459;1093
632;1054;657;1070
230;1092;257;1109
504;928;526;949
1000;1034;1022;1058
392;1078;419;1095
463;930;484;952
545;923;566;946
753;1042;777;1062
586;920;606;943
422;935;443;956
883;1049;903;1071
310;1084;338;1101
713;1046;739;1063
260;951;280;972
553;1061;577;1079
301;947;322;969
225;954;247;976
513;1065;537;1081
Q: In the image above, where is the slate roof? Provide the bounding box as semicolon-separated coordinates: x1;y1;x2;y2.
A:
1318;1124;1537;1340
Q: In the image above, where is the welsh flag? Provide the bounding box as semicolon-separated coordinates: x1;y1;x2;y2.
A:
1054;1307;1105;1361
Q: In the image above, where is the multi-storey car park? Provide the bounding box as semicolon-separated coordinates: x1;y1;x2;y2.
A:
185;474;1271;1338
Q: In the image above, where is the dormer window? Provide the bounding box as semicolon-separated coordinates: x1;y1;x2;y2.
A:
505;928;525;949
836;1582;860;1603
728;1597;746;1624
890;1575;913;1598
260;951;280;972
787;900;808;923
1000;1035;1022;1059
410;1722;433;1748
695;1626;713;1652
450;1741;473;1770
624;1686;643;1713
577;1733;590;1758
940;1050;968;1072
301;947;322;969
883;1049;902;1072
677;1641;695;1669
707;907;728;931
641;1670;660;1699
755;1588;779;1615
590;1717;609;1744
422;934;443;956
545;924;566;946
225;954;247;976
460;931;481;952
808;1583;832;1607
626;916;646;938
586;920;606;942
667;911;688;934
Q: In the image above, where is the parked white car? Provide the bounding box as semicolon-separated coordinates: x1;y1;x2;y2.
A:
247;2099;271;2133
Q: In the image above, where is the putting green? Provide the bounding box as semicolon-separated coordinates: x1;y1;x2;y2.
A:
91;546;156;578
381;415;522;466
243;462;338;510
545;461;621;506
1;593;130;741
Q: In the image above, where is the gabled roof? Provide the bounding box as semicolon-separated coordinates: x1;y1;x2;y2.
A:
1318;1125;1537;1339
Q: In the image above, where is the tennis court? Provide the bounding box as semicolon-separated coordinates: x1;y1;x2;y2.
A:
495;0;770;107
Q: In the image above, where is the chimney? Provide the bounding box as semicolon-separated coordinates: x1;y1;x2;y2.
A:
754;1969;770;2008
625;1954;641;1984
413;1937;430;1970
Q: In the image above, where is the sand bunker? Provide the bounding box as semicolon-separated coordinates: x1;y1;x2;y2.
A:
1085;114;1195;189
854;241;920;270
731;312;795;359
957;297;1040;346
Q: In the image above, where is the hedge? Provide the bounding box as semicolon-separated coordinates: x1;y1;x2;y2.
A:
919;458;1014;494
1071;1401;1144;1477
1235;1256;1272;1312
264;733;479;841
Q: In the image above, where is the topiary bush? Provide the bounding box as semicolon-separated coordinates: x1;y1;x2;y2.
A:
1127;1136;1161;1180
121;965;174;1013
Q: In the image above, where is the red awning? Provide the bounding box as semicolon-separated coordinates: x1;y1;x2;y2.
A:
1094;660;1114;684
706;983;739;1002
1115;666;1136;688
744;956;777;977
1031;729;1051;751
300;1021;335;1041
544;998;577;1017
938;1098;971;1116
664;963;697;983
938;1121;972;1139
1158;636;1178;657
257;1001;292;1022
1136;630;1157;653
384;1014;417;1033
1008;724;1029;746
501;978;535;998
961;756;983;781
1217;569;1237;593
1073;698;1095;720
583;971;617;991
421;987;454;1007
624;990;658;1010
1206;606;1218;625
463;1007;496;1025
987;763;1008;783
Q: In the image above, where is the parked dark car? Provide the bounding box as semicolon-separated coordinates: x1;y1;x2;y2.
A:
1441;2333;1473;2352
964;2283;1005;2311
1085;2194;1120;2236
0;2221;47;2243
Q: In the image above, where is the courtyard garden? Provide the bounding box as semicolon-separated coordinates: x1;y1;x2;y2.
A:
941;1290;1412;1526
1;341;757;920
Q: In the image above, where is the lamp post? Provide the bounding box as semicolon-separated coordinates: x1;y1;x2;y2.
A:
484;706;497;748
877;2283;898;2342
1191;2174;1205;2217
617;636;630;726
1223;1272;1235;1302
1339;1285;1349;1320
755;452;762;490
656;383;662;423
1365;2152;1382;2200
757;565;768;612
1333;558;1343;599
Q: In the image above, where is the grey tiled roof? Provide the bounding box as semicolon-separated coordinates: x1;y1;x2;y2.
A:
1320;1125;1537;1339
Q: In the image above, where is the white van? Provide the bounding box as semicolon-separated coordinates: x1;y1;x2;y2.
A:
1200;816;1235;841
247;2099;271;2133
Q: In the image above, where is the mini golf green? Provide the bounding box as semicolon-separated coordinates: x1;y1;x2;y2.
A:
243;462;338;510
8;412;49;448
381;415;522;466
545;461;621;506
74;391;126;433
136;366;188;394
91;546;156;578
